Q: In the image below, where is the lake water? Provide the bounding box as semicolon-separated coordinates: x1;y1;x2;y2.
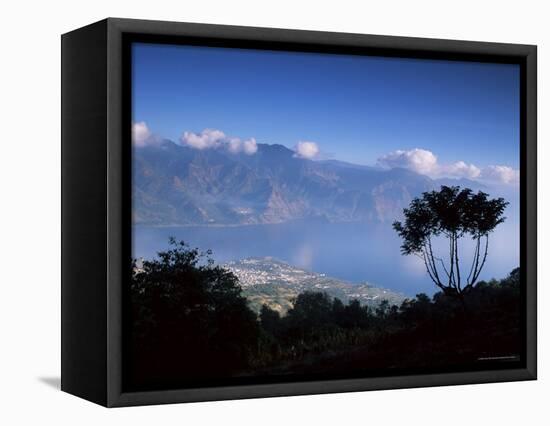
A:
133;219;519;296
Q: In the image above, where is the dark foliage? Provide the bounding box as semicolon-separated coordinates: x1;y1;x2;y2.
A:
129;238;259;388
252;268;521;376
129;239;521;387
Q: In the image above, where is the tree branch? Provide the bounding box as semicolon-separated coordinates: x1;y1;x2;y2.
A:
448;234;456;289
454;233;462;292
466;234;480;286
421;247;444;291
422;247;441;287
435;256;451;280
472;234;489;285
426;237;443;284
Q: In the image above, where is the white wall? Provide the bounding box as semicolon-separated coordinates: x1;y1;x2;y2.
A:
0;0;546;423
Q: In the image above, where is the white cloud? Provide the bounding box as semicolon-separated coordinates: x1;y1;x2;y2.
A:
227;137;242;153
242;138;258;155
377;148;518;186
377;148;437;175
132;121;154;147
180;128;226;150
227;137;258;155
480;165;520;185
444;161;481;179
180;129;258;155
294;141;320;159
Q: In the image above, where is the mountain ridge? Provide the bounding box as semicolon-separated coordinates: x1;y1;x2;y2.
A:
133;140;484;226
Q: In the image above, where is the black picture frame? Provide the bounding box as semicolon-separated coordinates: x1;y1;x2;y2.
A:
61;17;537;407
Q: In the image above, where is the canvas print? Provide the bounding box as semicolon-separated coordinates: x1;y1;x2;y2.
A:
128;43;521;390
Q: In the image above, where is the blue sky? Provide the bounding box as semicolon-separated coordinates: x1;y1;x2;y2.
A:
132;42;520;175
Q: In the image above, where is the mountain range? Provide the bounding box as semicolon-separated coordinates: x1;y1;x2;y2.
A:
133;140;483;226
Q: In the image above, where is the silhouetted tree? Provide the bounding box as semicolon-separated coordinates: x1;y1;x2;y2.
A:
393;186;508;297
375;299;390;318
345;299;371;328
130;238;259;387
260;304;282;336
285;291;335;342
331;297;346;326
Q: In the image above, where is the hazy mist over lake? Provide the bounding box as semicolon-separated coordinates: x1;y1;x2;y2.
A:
133;213;519;296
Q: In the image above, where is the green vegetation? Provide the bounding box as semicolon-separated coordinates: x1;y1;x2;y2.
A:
250;268;520;374
243;283;297;315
